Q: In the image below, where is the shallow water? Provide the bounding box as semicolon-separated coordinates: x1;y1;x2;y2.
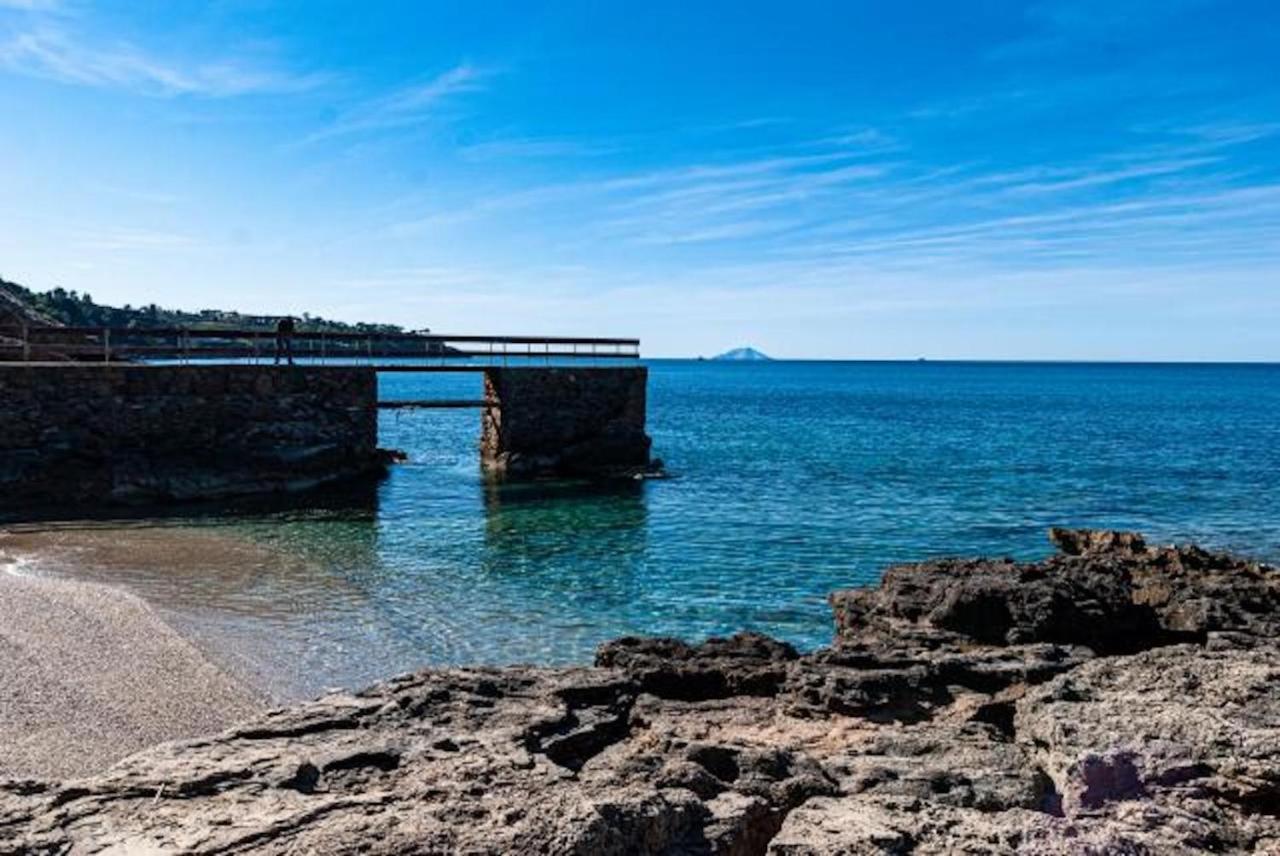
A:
7;360;1280;697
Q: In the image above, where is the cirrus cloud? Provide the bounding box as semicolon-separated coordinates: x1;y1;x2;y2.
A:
0;27;328;97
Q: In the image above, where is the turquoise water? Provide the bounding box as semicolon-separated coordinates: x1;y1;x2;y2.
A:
21;360;1280;695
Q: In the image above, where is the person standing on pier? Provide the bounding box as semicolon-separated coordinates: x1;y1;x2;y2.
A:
275;316;296;365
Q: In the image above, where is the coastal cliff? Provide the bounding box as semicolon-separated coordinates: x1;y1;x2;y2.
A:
2;530;1277;854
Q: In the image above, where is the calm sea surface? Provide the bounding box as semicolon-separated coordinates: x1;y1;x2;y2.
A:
13;360;1280;696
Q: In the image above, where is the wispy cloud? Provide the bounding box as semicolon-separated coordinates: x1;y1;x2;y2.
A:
595;157;894;244
630;218;803;246
87;182;183;206
0;0;61;10
302;63;489;144
76;227;201;252
989;0;1212;61
385;146;892;241
999;156;1221;195
459;137;622;161
0;28;328;96
381;107;1280;288
1164;120;1280;147
781;179;1280;271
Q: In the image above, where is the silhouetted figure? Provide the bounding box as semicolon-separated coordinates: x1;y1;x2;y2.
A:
275;316;296;365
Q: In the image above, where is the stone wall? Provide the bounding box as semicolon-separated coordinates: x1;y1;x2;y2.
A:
0;365;383;509
481;367;652;478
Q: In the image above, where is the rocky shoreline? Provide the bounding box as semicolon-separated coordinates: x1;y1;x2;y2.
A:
2;529;1277;854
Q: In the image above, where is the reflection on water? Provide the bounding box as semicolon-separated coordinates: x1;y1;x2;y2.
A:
479;479;651;647
482;479;648;580
0;477;383;529
4;361;1280;699
0;472;658;698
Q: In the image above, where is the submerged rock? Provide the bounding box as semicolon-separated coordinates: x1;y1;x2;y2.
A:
1;530;1277;854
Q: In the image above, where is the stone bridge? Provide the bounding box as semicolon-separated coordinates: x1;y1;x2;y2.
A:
0;360;652;511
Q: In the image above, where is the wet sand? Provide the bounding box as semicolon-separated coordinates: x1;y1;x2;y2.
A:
0;521;391;701
0;569;264;780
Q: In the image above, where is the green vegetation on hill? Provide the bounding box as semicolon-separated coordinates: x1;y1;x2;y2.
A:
0;276;405;334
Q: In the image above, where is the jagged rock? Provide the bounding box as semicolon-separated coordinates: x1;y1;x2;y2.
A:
1049;527;1148;556
783;638;1093;726
1017;641;1280;818
831;529;1280;652
597;632;799;700
2;530;1278;854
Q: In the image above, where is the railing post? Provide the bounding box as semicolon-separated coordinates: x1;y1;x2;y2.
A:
103;328;111;363
21;323;29;362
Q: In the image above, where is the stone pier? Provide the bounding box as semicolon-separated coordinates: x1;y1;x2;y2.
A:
481;367;652;478
0;363;653;511
0;364;383;508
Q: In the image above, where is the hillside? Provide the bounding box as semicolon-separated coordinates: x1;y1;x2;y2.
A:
0;276;404;334
0;279;62;327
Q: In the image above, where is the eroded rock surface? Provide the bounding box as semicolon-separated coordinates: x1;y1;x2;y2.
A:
831;527;1280;651
2;530;1277;854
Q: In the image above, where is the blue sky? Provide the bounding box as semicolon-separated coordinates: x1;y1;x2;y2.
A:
1;1;1277;359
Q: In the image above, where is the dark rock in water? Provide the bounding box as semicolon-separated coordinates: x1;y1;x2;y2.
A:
831;528;1280;652
1048;526;1148;556
2;530;1278;854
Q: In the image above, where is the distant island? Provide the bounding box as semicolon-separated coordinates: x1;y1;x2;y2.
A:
713;346;771;361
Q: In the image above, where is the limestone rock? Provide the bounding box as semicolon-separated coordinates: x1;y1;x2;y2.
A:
831;529;1280;652
1048;526;1148;556
2;530;1278;853
597;632;799;700
1016;642;1280;826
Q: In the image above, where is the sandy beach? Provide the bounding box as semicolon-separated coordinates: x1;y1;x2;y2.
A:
0;568;263;780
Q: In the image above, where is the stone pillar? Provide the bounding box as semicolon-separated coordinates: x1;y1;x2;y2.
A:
481;367;652;478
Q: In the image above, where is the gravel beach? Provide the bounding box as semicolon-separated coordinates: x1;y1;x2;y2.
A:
0;569;263;780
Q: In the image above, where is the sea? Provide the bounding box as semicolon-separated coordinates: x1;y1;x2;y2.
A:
8;359;1280;697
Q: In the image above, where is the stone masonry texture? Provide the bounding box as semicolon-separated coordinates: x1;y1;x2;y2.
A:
0;364;382;508
481;367;651;478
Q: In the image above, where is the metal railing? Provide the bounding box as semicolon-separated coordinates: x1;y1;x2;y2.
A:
0;325;641;366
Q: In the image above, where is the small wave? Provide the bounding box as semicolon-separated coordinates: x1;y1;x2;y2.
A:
1;554;34;577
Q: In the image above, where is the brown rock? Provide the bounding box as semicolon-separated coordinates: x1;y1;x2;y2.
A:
2;530;1278;854
1048;527;1148;556
832;529;1280;653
